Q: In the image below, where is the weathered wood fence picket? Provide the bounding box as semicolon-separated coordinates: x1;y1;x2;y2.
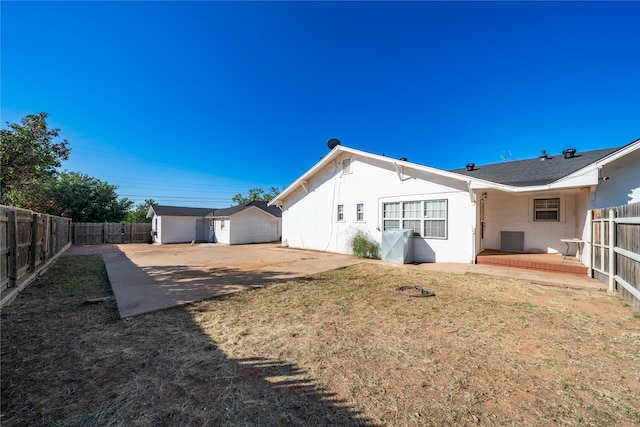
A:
591;202;640;310
72;222;152;245
1;205;153;308
1;205;72;307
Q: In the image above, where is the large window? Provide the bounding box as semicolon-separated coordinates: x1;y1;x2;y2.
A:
383;202;401;230
383;199;448;239
424;199;447;238
402;201;422;236
534;198;559;221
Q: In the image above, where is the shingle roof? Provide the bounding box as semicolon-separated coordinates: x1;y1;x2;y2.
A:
150;205;214;217
208;200;281;218
450;147;621;186
150;201;281;218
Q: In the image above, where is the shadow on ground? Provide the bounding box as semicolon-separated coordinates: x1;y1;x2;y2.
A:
1;252;375;426
103;244;364;318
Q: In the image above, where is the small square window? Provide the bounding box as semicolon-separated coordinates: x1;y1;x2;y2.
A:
534;198;559;221
337;204;344;222
356;203;364;221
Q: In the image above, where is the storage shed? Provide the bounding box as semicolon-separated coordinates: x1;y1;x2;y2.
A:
147;201;281;245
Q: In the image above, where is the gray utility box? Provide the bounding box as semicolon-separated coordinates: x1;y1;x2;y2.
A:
381;229;414;264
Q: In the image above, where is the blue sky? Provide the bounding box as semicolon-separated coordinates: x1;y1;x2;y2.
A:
2;1;639;208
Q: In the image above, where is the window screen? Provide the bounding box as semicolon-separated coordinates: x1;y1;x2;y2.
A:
534;198;559;221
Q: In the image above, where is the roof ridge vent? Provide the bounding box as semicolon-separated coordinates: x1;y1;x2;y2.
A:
562;148;577;159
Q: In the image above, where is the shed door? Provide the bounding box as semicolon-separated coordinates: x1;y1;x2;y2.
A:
195;219;206;242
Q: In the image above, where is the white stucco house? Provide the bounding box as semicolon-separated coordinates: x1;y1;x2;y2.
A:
268;139;639;268
147;201;282;245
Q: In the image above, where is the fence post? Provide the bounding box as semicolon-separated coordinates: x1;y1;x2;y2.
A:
29;213;38;273
45;216;51;260
7;210;17;288
608;209;616;293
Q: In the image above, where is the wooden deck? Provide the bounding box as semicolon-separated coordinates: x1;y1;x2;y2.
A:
476;249;588;276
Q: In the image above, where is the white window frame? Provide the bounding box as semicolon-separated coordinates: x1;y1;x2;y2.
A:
533;198;560;222
356;203;365;222
402;201;422;236
383;202;401;231
423;199;447;239
382;199;448;239
337;204;344;222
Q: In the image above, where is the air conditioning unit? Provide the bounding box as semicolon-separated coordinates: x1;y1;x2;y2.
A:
381;229;414;264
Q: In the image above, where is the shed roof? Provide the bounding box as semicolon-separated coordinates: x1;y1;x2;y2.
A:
450;147;621;186
208;200;281;218
148;201;281;219
148;205;214;217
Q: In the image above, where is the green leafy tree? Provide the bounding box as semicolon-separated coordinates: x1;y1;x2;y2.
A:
45;171;133;222
0;112;70;209
231;186;280;205
124;199;156;223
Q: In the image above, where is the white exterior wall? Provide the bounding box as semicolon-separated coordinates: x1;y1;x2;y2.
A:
281;153;476;263
214;218;230;244
482;189;584;255
579;148;640;266
229;209;281;244
588;148;640;209
156;216;198;244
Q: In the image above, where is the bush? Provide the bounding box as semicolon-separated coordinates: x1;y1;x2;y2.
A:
349;230;380;259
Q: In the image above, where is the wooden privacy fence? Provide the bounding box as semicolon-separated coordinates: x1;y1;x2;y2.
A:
591;202;640;310
72;222;152;245
1;205;72;307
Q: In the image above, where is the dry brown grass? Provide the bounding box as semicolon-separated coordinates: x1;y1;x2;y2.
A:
2;255;639;426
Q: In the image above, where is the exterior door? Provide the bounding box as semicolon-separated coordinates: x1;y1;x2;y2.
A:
480;196;486;252
195;219;206;242
209;219;215;243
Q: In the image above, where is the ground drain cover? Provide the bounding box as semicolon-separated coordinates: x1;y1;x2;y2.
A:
395;286;436;297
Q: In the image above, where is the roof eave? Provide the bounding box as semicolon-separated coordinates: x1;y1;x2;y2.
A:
268;145;489;206
594;138;639;167
269;145;344;206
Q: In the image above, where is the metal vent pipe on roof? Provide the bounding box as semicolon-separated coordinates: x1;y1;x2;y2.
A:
466;163;475;171
539;150;548;161
563;148;577;159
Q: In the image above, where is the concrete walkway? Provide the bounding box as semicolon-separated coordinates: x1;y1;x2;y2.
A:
93;243;607;318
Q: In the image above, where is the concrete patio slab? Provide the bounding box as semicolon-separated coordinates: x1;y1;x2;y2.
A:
102;243;364;318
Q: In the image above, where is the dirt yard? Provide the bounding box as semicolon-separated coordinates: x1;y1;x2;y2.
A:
1;254;639;426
